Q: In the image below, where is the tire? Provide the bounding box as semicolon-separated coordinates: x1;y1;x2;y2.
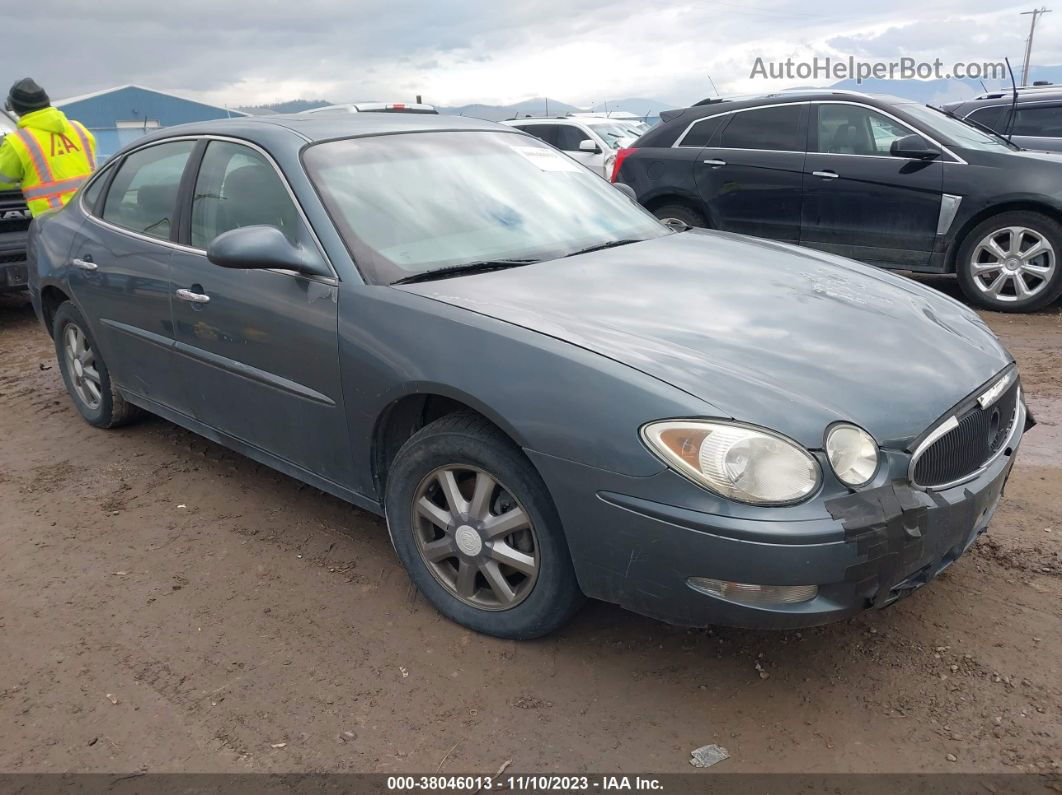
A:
52;301;140;428
956;211;1062;313
652;203;708;229
384;412;584;639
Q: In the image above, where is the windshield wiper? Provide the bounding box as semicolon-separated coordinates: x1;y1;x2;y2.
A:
392;259;539;285
563;238;645;258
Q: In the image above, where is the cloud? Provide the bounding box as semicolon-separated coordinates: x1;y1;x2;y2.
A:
2;0;1056;108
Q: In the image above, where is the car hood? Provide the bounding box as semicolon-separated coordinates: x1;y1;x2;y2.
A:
398;230;1012;448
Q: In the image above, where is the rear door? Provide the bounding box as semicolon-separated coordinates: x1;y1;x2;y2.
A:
694;104;808;242
801;103;944;268
69;139;196;412
167;138;354;486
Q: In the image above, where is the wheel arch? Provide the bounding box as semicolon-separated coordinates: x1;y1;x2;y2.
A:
39;284;73;338
370;387;532;500
946;200;1062;273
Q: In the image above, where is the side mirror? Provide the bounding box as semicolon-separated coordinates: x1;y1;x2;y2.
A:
890;133;940;160
207;225;331;278
612;182;637;202
578;139;600;153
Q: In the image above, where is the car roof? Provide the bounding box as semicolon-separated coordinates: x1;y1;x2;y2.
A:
942;86;1062;110
120;111;509;151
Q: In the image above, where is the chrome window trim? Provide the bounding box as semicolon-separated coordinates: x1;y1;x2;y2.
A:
672;100;967;164
79;134;338;285
908;383;1022;491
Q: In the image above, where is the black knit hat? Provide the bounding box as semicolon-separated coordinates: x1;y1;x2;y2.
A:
6;78;50;115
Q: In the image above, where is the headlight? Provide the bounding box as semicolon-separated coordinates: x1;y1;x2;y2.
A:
641;420;820;505
825;423;879;487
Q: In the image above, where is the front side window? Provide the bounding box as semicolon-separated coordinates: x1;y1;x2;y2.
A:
814;104;911;156
190;141;300;249
554;125;591;152
101;140;196;240
304;130;668;284
1011;104;1062;137
718;105;805;152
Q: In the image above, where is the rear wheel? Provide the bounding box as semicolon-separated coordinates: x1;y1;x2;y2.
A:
384;412;583;639
652;203;708;230
52;302;140;428
956;211;1062;312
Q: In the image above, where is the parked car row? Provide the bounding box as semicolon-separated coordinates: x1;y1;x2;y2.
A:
27;110;1029;639
613;89;1062;312
502;115;643;179
941;83;1062;153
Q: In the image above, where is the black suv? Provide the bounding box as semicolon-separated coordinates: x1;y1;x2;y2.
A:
941;84;1062;153
1;109;32;293
613;90;1062;312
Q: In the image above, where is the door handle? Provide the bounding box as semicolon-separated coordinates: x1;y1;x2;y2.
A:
176;288;210;304
812;170;839;179
71;257;98;271
703;159;727;167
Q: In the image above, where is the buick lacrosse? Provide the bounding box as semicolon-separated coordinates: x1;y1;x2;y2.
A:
28;113;1029;638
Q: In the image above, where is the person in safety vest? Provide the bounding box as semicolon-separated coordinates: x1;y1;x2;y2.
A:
0;78;96;217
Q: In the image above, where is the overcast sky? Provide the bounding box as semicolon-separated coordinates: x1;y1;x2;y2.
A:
5;1;1059;108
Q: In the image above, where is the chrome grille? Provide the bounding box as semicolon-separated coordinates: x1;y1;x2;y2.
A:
911;374;1019;489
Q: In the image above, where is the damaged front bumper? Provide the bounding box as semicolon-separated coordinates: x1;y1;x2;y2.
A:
527;402;1026;630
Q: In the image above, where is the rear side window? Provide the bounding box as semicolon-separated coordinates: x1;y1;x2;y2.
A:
1011;104;1062;137
101;141;195;240
190;141;300;248
966;105;1007;133
677;115;726;147
718;105;805;152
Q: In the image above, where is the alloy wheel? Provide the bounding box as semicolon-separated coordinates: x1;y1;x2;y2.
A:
969;225;1056;303
64;323;102;410
411;465;539;610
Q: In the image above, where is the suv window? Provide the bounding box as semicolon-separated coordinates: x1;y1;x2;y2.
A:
554;125;591;152
814;104;911;156
967;105;1007;133
677;115;726;147
515;124;558;147
190;141;300;249
718;105;805;152
1011;104;1062;137
101;140;195;240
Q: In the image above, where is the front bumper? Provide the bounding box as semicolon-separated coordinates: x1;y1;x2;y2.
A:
0;233;28;291
529;403;1025;630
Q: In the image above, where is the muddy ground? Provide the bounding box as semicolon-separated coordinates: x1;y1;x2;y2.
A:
0;277;1059;775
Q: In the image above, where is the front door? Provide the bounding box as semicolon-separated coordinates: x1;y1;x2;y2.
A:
694;103;808;242
68;139;197;413
801;103;944;268
168;139;354;487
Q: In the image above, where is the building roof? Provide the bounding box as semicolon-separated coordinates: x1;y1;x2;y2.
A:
56;84;247;117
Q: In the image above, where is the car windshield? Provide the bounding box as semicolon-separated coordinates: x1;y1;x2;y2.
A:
900;104;1019;152
587;122;637;148
304;130;669;284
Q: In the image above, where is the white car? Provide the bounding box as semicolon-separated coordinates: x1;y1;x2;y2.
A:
302;102;438;115
501;117;638;179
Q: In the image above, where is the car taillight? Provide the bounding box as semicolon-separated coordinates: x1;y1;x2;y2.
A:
611;147;635;183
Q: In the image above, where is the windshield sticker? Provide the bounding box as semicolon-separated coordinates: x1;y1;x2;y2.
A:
510;146;582;172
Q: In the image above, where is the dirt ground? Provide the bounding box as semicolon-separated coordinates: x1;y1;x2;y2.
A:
0;277;1059;776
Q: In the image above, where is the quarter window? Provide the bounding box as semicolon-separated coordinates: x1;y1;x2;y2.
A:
814;105;911;156
190;141;300;249
718;105;805;152
1010;104;1062;137
677;115;726;147
966;106;1007;133
100;140;195;240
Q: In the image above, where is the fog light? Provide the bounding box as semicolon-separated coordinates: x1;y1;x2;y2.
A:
687;577;818;605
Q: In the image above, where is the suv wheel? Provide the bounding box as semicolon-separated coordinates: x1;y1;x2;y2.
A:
652;203;708;229
52;302;140;428
956;211;1062;312
384;412;584;639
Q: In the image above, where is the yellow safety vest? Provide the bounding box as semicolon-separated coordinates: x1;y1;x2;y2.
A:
0;108;96;216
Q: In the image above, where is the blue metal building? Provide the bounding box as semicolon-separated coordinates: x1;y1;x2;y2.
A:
55;84;247;160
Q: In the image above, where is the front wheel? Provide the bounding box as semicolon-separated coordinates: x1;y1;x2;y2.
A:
956;211;1062;312
384;412;584;639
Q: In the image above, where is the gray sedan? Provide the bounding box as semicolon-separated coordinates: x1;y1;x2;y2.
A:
28;112;1028;638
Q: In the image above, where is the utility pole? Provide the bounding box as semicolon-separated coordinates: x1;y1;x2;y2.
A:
1020;7;1052;86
